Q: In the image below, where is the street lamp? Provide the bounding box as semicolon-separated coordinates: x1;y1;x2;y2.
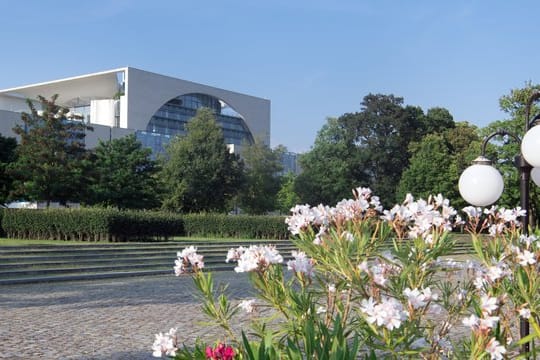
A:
458;91;540;355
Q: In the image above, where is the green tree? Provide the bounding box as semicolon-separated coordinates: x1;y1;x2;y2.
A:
0;134;17;205
276;171;301;214
338;94;455;205
294;117;356;206
237;141;284;214
8;95;91;206
397;122;480;208
480;83;540;223
160;108;244;212
88;134;160;209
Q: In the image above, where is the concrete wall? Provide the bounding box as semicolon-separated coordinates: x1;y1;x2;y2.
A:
125;68;271;145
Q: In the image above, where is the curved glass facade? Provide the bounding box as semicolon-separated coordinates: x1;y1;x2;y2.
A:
136;93;253;155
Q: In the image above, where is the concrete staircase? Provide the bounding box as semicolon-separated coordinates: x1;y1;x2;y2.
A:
0;240;296;285
0;236;473;285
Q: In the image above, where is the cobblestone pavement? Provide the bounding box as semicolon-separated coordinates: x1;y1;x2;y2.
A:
0;272;254;360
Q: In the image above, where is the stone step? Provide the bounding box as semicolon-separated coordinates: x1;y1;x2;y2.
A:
0;241;296;284
0;238;473;285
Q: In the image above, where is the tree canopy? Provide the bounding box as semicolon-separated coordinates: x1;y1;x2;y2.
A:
160;108;244;212
0;134;17;205
397;122;480;208
237;141;284;214
294;117;356;206
8;95;91;206
88;134;160;209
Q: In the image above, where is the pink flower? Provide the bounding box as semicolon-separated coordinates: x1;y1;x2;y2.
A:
206;343;235;360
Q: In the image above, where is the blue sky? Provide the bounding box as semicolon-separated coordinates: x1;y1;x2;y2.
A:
1;0;539;153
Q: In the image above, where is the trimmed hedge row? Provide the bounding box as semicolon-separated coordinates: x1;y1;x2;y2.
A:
183;213;288;239
0;208;4;237
0;208;288;241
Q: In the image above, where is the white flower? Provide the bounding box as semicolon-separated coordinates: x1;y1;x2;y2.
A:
517;249;536;266
462;314;479;329
486;265;503;282
233;245;283;273
463;206;482;218
316;306;326;314
480;295;498;315
479;316;499;330
328;284;336;293
404;287;426;309
287;251;314;276
520;234;538;247
285;204;316;235
485;338;506;360
519;307;531;319
173;258;186;276
238;299;255;313
226;246;246;263
341;231;355;242
174;246;204;273
151;328;178;357
360;297;408;330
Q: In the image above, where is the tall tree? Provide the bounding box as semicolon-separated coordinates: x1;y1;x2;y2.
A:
0;134;17;206
294;117;357;206
237;141;284;214
160;108;244;212
276;172;301;214
8;95;91;206
480;83;540;223
397;122;480;207
88;134;160;209
338;94;455;205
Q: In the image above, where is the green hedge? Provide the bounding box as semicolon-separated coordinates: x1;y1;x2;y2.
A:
183;213;288;239
0;208;183;241
0;208;5;237
0;208;288;241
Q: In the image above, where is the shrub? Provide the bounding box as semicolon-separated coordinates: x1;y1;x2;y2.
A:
182;214;287;239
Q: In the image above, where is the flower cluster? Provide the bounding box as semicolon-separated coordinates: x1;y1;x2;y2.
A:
174;246;204;275
287;251;315;276
152;188;540;359
285;187;382;238
205;343;235;360
226;245;283;272
360;297;409;330
382;193;459;243
403;287;438;310
151;328;178;358
463;205;525;237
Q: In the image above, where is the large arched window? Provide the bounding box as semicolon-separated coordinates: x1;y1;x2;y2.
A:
136;93;254;155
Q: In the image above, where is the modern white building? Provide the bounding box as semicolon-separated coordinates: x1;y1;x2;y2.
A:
0;67;271;154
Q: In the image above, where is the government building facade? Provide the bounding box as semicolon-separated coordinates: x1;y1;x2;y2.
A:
0;67;271;155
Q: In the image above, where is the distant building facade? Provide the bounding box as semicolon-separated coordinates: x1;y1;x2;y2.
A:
0;67;270;155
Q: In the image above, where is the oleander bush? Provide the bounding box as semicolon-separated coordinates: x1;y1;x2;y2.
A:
152;188;540;359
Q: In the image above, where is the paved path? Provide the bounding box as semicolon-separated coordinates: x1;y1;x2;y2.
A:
0;272;254;359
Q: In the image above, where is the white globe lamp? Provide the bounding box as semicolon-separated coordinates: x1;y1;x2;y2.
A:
458;156;504;206
521;125;540;167
532;167;540;187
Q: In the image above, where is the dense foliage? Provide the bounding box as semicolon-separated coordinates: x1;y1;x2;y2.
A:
0;134;17;205
0;208;287;241
160;108;245;213
237;141;284;214
88;134;161;209
155;189;540;359
8;95;92;206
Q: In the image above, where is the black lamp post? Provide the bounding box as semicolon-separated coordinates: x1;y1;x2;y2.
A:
458;91;540;356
